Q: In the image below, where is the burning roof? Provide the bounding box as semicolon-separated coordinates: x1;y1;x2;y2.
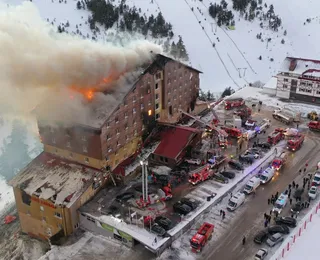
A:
9;152;104;207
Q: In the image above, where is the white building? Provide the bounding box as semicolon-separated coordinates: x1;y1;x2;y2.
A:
276;57;320;103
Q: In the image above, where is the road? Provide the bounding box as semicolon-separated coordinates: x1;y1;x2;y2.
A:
201;131;320;260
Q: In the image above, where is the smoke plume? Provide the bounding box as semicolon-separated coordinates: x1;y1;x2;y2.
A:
0;2;162;124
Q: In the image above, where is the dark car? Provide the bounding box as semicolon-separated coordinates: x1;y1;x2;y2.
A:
228;160;244;170
116;192;134;203
106;205;119;216
220;171;236;179
291;202;305;214
181;197;198;210
151;224;166;237
267;225;290;235
275;217;297;228
212;173;229;184
293;188;304;199
254;230;269;244
154;216;173;231
239;154;255;164
173;202;192;215
255;142;271;149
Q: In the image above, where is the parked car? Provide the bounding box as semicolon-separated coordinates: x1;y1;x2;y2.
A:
312;172;320;186
173;202;192;215
181;197;198;210
185;158;202;165
293;188;304;199
220;171;236;179
228;160;244;170
308;186;318;199
275;217;297;228
266;233;284;247
151;224;166;237
254;230;269;244
154;216;173;231
106;205;119;216
291;202;305;214
254;248;268;260
239;154;255;164
116;192;134;203
255;142;271;150
245;149;260;159
212;173;229;184
267;225;290;235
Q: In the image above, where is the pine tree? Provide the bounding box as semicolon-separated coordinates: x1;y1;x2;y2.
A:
0;120;32;181
176;36;189;61
170;41;178;58
77;1;81;9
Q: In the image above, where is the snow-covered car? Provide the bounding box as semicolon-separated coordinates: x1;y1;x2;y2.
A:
185;158;202;165
266;233;284;247
244;149;260;159
308;186;318;199
151;224;166;237
254;248;268;260
312;172;320;186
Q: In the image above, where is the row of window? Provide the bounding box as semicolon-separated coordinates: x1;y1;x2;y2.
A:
50;148;90;164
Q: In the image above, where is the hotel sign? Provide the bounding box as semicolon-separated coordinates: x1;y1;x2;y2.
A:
31;197;56;209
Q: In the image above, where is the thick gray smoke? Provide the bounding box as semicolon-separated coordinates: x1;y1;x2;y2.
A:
0;2;162;124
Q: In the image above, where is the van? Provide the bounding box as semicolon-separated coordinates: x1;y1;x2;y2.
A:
272;193;288;214
260;167;275;184
243;177;261;195
243;130;257;140
227;192;245;211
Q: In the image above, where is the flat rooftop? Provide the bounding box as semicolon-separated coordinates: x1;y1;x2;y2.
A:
9;152;103;207
279;57;320;75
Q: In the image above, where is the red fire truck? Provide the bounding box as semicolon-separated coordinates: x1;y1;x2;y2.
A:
308;121;320;132
287;134;304;151
234;106;252;117
221;126;242;138
272;152;288;170
189;166;214;185
190;222;214;252
267;131;283;145
225;98;245;110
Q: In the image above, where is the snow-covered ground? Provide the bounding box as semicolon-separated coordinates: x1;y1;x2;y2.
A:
3;0;320;92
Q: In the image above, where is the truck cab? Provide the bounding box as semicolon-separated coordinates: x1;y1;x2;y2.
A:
190;222;214;252
287;134;304;151
308;121;320;132
259;167;275;184
272;193;288;214
272;152;288;170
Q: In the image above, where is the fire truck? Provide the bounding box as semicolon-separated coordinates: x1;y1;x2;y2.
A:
267;131;283;145
272;152;288;170
225;98;245;110
190;222;214;252
234;106;252;117
254;119;271;134
245;119;257;130
188;165;214;185
287;134;304;151
221;126;242;138
308;121;320;132
207;154;227;168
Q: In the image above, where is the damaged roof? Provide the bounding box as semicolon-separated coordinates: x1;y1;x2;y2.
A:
9;152;103;207
279;57;320;75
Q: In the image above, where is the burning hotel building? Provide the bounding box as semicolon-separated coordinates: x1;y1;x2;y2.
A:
9;54;201;240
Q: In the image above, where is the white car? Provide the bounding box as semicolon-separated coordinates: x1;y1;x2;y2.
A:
185;158;201;165
255;248;268;260
308;186;318;199
312;172;320;186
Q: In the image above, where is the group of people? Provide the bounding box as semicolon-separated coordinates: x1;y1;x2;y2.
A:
219;209;226;220
263;213;272;227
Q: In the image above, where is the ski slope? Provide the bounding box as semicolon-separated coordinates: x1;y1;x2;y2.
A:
3;0;320;92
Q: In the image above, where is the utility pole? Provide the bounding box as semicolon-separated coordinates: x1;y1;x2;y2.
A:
210;23;214;32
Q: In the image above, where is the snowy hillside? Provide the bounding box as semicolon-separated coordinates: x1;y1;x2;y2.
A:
3;0;320;92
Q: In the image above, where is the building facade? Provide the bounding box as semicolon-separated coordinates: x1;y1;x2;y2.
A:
276;57;320;103
38;55;201;173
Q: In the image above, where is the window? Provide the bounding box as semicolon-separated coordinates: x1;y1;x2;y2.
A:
115;117;119;123
42;216;47;223
125;123;128;129
141;103;144;109
125;112;128;118
52;137;56;144
133;96;136;102
155;83;159;89
84;157;89;164
134;130;137;136
69;153;73;158
169;106;173;115
81;136;87;141
66;129;72;137
83;146;88;153
148;109;152;116
155;93;159;100
284;78;288;82
54;212;62;219
123;100;127;106
156;113;160;119
27;210;31;216
155;72;162;80
66;142;71;148
74;223;79;229
126;135;129;140
164;158;168;163
147;86;151;94
282;84;287;89
133;119;136;125
155;103;159;110
21;191;31;206
116;129;120;135
106;134;111;140
106;122;110;128
308;83;313;87
40;206;44;211
133;108;136;114
117;141;120;146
